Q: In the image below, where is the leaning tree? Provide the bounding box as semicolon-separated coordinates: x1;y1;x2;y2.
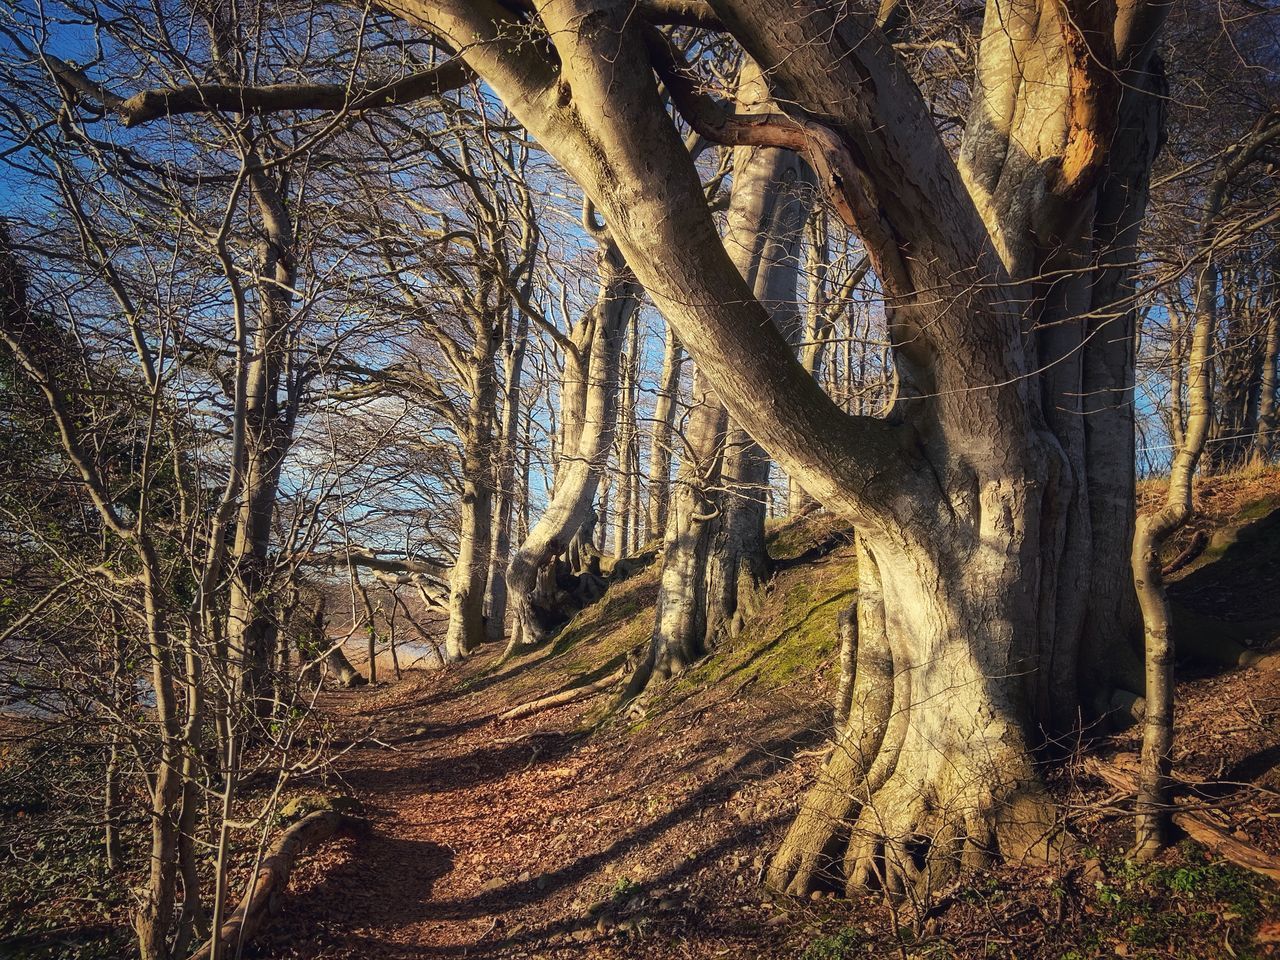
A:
365;0;1168;896
66;0;1179;898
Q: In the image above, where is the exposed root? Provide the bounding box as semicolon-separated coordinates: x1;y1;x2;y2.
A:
1085;757;1280;881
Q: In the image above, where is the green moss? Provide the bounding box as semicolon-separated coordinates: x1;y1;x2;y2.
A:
652;548;860;713
278;793;364;824
801;927;862;960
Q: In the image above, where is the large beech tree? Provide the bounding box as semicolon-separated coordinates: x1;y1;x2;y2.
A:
367;0;1168;894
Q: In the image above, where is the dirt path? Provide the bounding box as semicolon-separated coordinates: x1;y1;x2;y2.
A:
257;653;824;959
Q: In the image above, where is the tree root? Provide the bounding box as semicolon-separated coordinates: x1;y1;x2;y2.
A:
840;770;1062;899
1162;528;1209;577
185;809;364;960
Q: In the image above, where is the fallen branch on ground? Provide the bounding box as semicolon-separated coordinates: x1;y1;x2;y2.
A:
1084;757;1280;882
186;809;364;960
498;665;627;722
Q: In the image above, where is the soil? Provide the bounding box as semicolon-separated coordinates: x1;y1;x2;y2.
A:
250;497;1280;960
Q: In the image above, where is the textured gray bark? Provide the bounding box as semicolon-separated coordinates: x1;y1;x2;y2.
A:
484;309;529;642
1133;113;1280;858
379;0;1173;894
645;324;684;539
444;354;498;661
503;241;640;655
225;168;298;713
612;310;640;558
628;60;808;697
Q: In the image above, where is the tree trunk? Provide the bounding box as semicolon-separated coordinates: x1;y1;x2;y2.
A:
1207;275;1263;473
1076;48;1168;714
485;309;529;642
225;169;297;715
393;0;1173;896
627;367;727;694
1127;108;1280;853
1132;256;1219;858
134;558;184;960
612;310;640;558
627;60;807;698
1252;299;1278;465
444;378;496;660
646;324;684;539
503;241;640;655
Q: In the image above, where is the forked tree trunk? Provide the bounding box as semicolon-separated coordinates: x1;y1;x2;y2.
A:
503;240;640;655
393;0;1172;897
1131;111;1280;856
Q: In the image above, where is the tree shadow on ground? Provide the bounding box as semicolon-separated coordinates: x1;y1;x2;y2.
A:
253;834;453;957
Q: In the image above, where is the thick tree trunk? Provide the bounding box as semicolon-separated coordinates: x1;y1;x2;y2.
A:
394;0;1171;895
1076;46;1169;715
770;528;1061;898
503;243;640;655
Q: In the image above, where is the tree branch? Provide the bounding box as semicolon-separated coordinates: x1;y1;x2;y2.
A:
116;59;474;127
647;32;912;296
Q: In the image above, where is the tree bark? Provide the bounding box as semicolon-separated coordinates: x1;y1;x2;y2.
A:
186;811;360;960
485;308;530;642
444;362;498;660
612;310;640;558
225;166;298;715
1252;298;1279;465
646;324;684;539
377;0;1171;895
627;58;807;698
1132;111;1280;859
503;240;640;655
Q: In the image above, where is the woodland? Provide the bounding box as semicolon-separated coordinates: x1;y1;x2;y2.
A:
1;0;1280;958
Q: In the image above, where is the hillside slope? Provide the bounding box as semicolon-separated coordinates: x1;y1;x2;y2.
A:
263;473;1280;960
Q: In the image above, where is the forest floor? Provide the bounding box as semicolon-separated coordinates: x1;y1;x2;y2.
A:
254;470;1280;960
4;469;1280;960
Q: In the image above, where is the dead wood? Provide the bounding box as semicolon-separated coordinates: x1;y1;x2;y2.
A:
185;810;363;960
1084;757;1280;883
498;665;627;722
